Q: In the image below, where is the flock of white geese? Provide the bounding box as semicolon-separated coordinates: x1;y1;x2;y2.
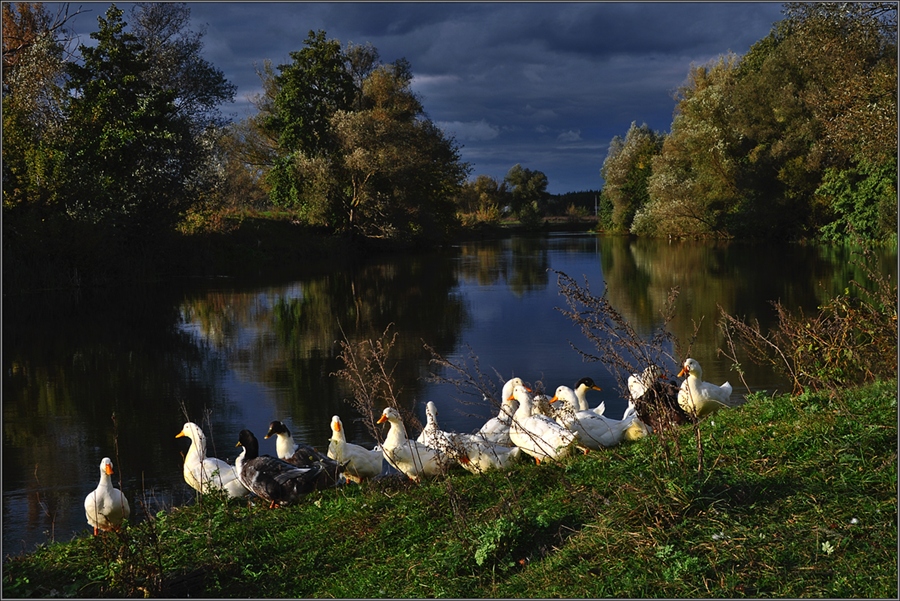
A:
84;357;733;533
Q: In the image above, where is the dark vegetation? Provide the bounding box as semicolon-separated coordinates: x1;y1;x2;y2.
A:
2;2;896;295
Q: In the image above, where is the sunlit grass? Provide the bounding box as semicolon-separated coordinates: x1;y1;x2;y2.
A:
4;380;896;598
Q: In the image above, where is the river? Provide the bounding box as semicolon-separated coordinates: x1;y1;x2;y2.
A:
3;233;895;558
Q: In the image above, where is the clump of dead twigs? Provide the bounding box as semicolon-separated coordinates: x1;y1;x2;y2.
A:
717;245;897;397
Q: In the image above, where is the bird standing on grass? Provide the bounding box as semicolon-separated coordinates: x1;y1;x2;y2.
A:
84;457;130;535
677;358;732;418
235;429;336;508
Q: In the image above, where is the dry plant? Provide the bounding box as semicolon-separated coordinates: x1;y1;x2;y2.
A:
331;323;418;441
553;269;709;474
717;246;897;397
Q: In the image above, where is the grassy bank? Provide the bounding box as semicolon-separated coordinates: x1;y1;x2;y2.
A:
3;379;896;598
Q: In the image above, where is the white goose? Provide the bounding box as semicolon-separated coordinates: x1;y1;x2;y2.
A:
677;358;732;418
84;457;130;535
550;386;648;449
508;384;577;464
176;422;249;498
327;415;383;482
377;407;451;481
573;377;606;415
416;401;463;450
458;438;522;473
476;393;518;446
628;365;665;401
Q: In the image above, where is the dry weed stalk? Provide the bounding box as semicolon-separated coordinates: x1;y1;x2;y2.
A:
717;246;897;396
553;270;712;473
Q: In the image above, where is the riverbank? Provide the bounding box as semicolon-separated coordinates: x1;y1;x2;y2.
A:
4;379;896;598
3;210;601;296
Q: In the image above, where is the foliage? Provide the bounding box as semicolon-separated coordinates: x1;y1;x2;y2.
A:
816;158;897;241
258;31;469;241
600;122;665;232
718;246;897;395
3;2;236;292
624;3;897;242
504;163;550;224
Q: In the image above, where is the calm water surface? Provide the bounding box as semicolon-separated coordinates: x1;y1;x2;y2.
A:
3;234;895;558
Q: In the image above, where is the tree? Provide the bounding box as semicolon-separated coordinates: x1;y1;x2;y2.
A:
259;31;469;240
600;122;664;232
2;2;77;210
54;5;194;233
504;164;549;225
128;3;235;133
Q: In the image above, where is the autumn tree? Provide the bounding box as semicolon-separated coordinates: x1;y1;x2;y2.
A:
504;164;549;226
259;31;469;241
600;122;664;232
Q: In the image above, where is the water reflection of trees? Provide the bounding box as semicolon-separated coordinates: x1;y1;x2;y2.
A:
178;253;469;441
598;236;897;385
3;286;222;552
454;236;550;295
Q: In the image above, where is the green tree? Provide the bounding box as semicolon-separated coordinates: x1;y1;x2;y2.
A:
639;55;744;237
259;32;468;240
55;4;194;233
600;122;664;232
504;164;549;226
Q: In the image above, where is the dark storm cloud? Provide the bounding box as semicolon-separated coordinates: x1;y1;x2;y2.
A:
57;2;786;193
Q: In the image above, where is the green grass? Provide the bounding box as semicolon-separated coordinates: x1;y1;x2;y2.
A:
4;380;896;598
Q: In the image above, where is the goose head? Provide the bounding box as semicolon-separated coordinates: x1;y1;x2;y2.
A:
678;358;702;379
99;457;114;477
235;429;260;460
264;420;291;440
549;385;579;410
574;377;602;394
330;415;346;442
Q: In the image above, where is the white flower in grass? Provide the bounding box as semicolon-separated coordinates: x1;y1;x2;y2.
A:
821;540;835;555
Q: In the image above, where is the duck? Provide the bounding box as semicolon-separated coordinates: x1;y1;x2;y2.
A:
631;374;694;432
416;401;467;451
573;377;606;415
550;386;648;449
376;407;452;481
84;457;130;535
235;429;336;508
176;422;249;498
476;393;518;446
627;366;665;401
473;376;528;445
264;420;344;486
457;438;522;474
327;415;383;482
677;358;732;418
508;384;578;464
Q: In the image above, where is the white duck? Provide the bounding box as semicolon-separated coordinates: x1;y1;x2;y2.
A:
508;384;577;464
677;358;732;418
327;415;383;482
416;401;464;450
627;365;665;401
84;457;130;535
475;375;527;443
176;422;249;498
377;407;451;481
458;438;522;474
573;377;606;415
476;393;518;446
550;386;648;449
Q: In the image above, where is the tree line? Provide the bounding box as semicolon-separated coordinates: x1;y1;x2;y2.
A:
3;3;895;292
600;2;896;242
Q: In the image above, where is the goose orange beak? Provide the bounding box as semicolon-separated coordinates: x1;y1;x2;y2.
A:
175;430;186;438
104;464;114;476
376;414;387;424
677;367;687;377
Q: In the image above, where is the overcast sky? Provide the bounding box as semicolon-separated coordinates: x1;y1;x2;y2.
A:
62;2;787;194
